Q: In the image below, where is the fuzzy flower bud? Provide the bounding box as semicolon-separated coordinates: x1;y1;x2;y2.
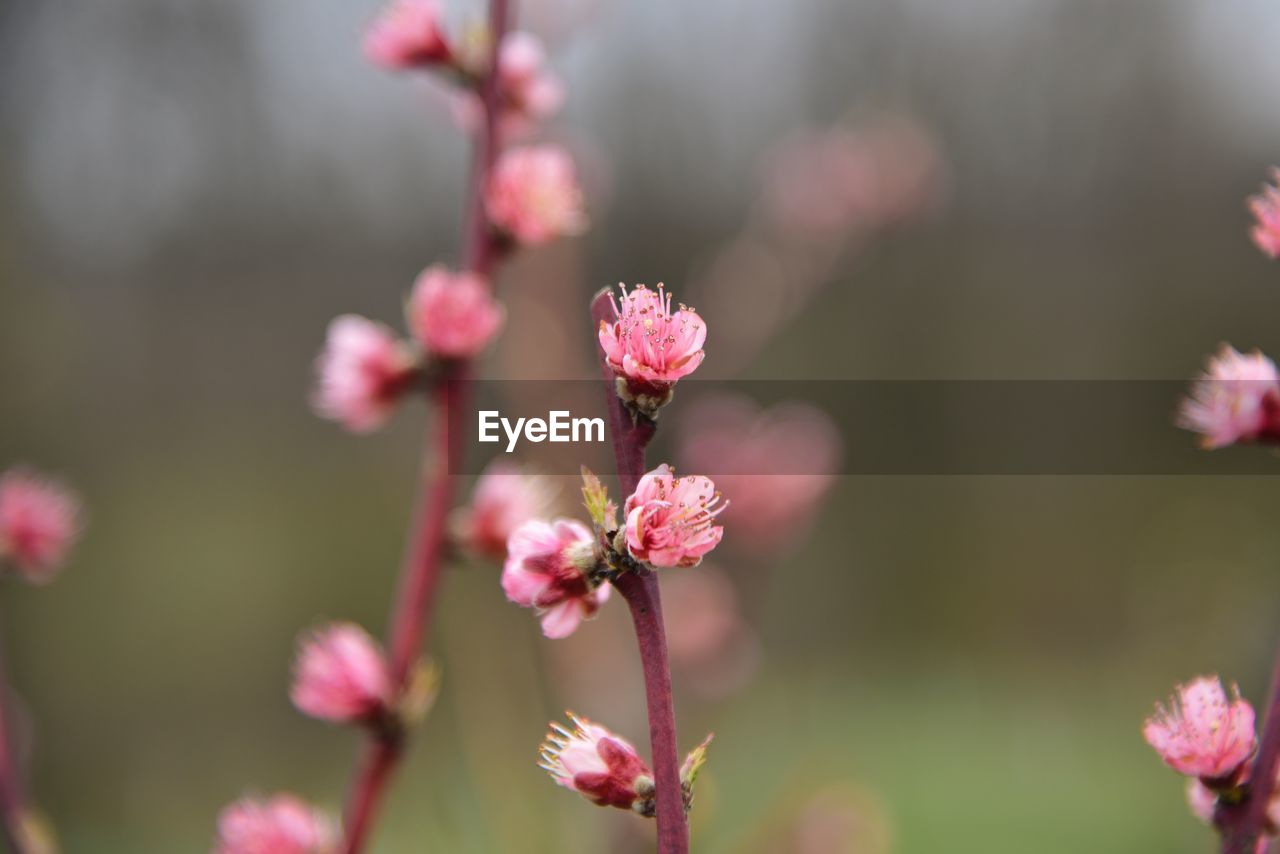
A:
1250;169;1280;259
598;283;706;417
539;713;654;812
1178;345;1280;449
0;468;81;584
452;461;555;561
485;145;586;246
502;519;609;639
453;32;564;139
363;0;453;70
313;315;417;433
406;266;504;359
214;794;338;854
1143;676;1256;780
623;464;725;569
291;623;393;724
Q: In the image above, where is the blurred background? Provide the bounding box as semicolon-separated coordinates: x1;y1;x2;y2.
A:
4;0;1280;850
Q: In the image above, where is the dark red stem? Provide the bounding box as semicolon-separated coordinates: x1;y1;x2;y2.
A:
339;0;510;848
1221;646;1280;853
590;290;688;854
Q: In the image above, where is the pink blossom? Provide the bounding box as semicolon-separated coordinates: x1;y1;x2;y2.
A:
624;464;725;569
363;0;453;70
313;315;417;433
502;519;609;638
454;32;564;139
453;461;554;560
291;623;393;724
598;283;706;414
1178;345;1280;449
678;395;840;553
661;565;759;698
485;145;586;246
406;266;504;359
539;712;654;811
0;468;81;584
214;794;337;854
1250;169;1280;258
1143;676;1256;779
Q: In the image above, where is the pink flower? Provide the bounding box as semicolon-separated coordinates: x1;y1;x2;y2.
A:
678;395;840;553
1187;779;1216;824
1143;676;1256;779
0;468;81;584
406;266;504;359
214;794;337;854
502;519;609;639
454;32;564;139
1249;169;1280;259
661;565;759;698
313;315;417;434
363;0;453;70
1178;345;1280;449
623;464;725;569
485;145;586;246
598;284;705;415
453;461;554;561
291;623;393;724
539;713;654;811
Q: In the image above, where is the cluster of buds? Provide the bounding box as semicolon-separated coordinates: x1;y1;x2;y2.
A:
598;283;706;420
501;465;726;639
1143;676;1280;845
539;713;711;817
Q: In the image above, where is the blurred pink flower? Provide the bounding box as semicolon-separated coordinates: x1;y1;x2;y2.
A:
363;0;453;70
678;395;840;553
1144;676;1256;779
454;32;564;139
1178;345;1280;449
539;712;653;811
406;265;504;359
453;461;555;561
661;565;759;697
598;283;705;414
313;315;417;433
291;623;393;724
502;519;608;638
485;145;586;245
0;467;81;584
623;464;724;569
1249;169;1280;259
1187;779;1216;824
214;794;337;854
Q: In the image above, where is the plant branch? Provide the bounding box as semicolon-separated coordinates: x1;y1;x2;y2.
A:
1221;644;1280;853
590;289;688;854
339;0;510;848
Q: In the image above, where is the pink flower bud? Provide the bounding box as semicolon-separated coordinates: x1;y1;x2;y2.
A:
1250;169;1280;259
1187;779;1216;824
453;461;554;561
291;623;393;724
313;315;417;434
598;284;705;415
539;713;654;811
363;0;452;70
406;266;504;359
1143;676;1256;780
1178;345;1280;449
623;464;725;569
214;794;337;854
453;32;564;139
485;145;586;246
0;468;81;584
502;519;609;639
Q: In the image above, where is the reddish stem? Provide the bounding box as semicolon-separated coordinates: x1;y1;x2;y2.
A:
1220;646;1280;853
339;0;510;847
590;290;688;854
